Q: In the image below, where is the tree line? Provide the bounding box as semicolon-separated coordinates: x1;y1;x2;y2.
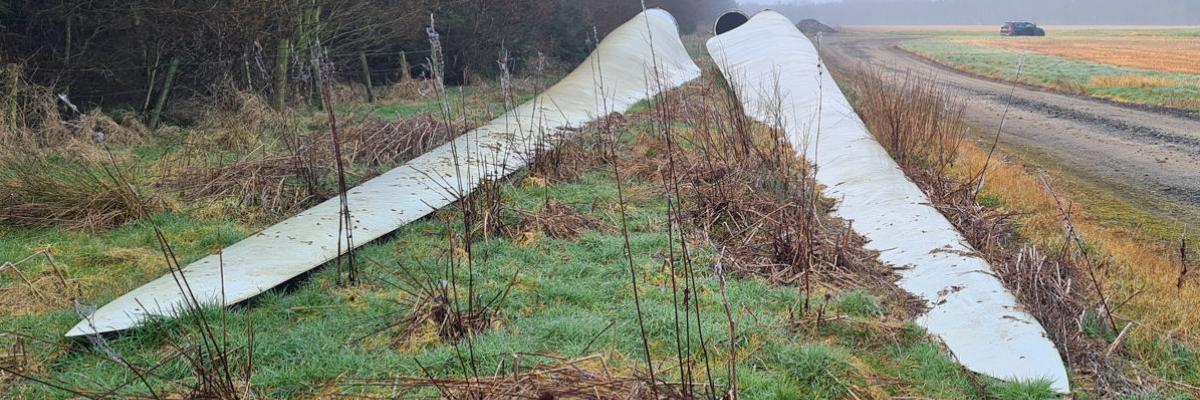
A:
0;0;733;118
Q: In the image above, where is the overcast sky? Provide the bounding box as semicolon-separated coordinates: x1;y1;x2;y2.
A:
739;0;842;4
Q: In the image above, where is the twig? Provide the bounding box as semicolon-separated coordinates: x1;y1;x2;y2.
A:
1105;322;1134;358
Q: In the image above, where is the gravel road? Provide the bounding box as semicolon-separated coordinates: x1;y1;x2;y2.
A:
821;34;1200;221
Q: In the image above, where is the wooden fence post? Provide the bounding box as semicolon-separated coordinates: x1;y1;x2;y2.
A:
399;50;412;82
272;39;290;110
360;52;374;103
149;57;179;130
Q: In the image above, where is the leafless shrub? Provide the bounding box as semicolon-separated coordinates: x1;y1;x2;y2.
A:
529;125;613;183
645;80;897;294
355;255;508;349
463;178;508;241
841;66;966;174
342;113;461;167
164;155;327;217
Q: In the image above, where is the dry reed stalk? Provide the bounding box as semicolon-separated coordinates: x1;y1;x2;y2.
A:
1178;232;1191;290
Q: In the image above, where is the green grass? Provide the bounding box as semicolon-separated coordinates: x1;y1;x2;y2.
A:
899;38;1200;111
12;62;1148;397
1;115;1027;398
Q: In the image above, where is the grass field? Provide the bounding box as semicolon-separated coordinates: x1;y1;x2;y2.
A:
1;58;1071;398
893;28;1200;112
964;36;1200;75
3;37;1198;398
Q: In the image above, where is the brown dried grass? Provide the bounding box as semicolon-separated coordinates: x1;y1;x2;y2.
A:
1;64;146;156
346;353;664;399
341;113;460;167
511;200;610;241
1;64;71;150
0;249;80;317
163;155;326;217
969;37;1200;75
1089;75;1186;89
160;85;462;218
529;124;614;183
0;155;155;230
634;79;908;298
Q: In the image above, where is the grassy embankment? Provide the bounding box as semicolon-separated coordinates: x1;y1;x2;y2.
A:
895;28;1200;112
871;29;1200;389
1;50;1067;398
836;58;1200;397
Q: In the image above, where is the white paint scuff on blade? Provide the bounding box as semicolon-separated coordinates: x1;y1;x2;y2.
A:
68;9;700;337
706;11;1069;393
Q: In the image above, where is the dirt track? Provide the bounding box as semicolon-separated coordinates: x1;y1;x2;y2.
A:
821;34;1200;220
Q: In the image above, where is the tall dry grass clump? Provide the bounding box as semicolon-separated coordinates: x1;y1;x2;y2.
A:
1;64;154;230
842;67;966;173
1;64;70;150
341;113;460;167
2;64;148;155
0;155;154;230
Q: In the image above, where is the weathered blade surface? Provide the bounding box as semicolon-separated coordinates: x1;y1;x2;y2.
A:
707;10;1070;393
69;9;700;337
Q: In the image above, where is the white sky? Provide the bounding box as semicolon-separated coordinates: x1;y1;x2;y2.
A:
737;0;844;4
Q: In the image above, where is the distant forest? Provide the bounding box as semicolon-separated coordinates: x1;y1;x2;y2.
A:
0;0;734;110
745;0;1200;26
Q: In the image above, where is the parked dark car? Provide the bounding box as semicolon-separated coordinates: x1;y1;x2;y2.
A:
1001;22;1046;36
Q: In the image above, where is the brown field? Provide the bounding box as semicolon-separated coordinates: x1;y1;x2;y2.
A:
844;24;1200;32
965;37;1200;75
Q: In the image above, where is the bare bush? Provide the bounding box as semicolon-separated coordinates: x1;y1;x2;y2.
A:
841;67;966;173
342;113;460;167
